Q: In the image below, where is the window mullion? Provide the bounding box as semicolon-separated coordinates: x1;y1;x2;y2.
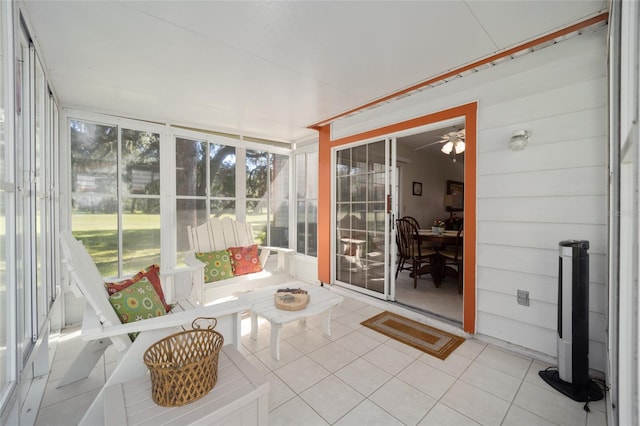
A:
236;143;246;222
206;140;211;217
117;126;123;277
160;127;176;270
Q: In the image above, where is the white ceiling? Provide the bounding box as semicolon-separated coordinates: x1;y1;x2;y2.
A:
22;1;607;143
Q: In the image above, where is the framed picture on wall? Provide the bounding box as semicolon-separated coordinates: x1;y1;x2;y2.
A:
446;180;464;211
412;181;422;196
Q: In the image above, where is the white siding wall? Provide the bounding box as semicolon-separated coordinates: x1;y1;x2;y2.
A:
294;255;318;284
332;28;608;371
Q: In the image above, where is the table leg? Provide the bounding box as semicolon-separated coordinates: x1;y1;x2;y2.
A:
250;312;258;341
413;257;443;286
270;323;283;361
321;309;333;336
411;264;432;278
431;254;444;287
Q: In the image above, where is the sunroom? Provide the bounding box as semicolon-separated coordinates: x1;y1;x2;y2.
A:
1;1;638;425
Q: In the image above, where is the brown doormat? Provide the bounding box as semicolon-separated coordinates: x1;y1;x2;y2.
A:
361;311;465;360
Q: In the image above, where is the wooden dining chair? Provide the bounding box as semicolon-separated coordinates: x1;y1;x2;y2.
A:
402;216;421;229
395;218;437;288
439;224;464;294
402;216;437;252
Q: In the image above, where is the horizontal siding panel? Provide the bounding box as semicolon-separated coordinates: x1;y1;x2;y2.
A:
477;311;557;356
590;282;607;314
478;166;606;198
589;311;606;344
477;267;557;303
477;245;607;283
477;108;606;154
477;312;606;371
478;77;606;132
589;341;606;374
477;245;557;277
478;137;606;175
459;30;606;108
477;221;606;253
470;46;606;113
477;267;607;312
477;289;556;329
477;195;607;224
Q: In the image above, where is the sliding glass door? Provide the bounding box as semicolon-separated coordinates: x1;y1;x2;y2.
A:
334;138;396;299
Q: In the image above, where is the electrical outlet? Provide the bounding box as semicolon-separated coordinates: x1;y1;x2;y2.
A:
517;290;530;306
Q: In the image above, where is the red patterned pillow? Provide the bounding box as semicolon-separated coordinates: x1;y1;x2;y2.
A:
105;264;171;312
229;244;262;276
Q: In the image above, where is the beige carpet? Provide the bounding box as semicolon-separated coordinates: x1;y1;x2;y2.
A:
361;311;464;360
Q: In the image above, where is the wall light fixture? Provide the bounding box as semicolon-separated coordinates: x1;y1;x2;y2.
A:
508;130;529;151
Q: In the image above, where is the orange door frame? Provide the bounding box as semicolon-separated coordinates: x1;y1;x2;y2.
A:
316;102;477;333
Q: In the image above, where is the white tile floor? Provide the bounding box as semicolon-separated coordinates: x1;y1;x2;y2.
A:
394;269;463;323
36;289;607;426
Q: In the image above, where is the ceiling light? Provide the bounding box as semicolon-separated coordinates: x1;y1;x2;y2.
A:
441;141;454;154
455;141;465;154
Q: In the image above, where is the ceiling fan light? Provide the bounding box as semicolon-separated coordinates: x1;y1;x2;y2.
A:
455;141;465;154
441;141;454;154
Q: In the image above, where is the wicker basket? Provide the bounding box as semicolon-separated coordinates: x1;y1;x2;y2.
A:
143;317;224;407
274;289;310;311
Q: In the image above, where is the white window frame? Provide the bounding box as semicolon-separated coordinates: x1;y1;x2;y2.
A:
0;0;17;416
64;111;292;279
293;143;318;258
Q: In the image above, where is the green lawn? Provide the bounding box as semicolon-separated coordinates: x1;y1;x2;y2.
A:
72;212;270;277
73;213;160;277
73;213;160;230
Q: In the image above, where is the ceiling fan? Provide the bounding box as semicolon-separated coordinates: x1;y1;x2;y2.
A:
414;128;466;161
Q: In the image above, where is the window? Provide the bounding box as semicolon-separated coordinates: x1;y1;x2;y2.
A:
295;150;318;257
175;136;236;264
121;129;161;273
34;53;48;328
71;118;290;275
246;150;289;247
70;120;161;277
3;13;60;415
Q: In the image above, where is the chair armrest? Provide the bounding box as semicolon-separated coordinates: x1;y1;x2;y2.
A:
257;246;295;273
158;262;205;304
177;256;207;304
82;297;251;340
183;255;206;269
258;246;295;254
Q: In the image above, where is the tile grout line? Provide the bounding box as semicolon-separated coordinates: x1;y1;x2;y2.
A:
499;358;535;426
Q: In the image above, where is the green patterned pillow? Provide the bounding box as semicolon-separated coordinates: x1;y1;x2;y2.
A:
108;279;166;340
195;249;233;282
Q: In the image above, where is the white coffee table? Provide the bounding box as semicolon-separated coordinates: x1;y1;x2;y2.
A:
243;283;344;360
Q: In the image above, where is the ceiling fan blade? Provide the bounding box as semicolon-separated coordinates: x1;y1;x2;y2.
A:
414;140;445;151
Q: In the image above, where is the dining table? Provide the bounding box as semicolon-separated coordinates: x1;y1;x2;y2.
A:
412;229;462;287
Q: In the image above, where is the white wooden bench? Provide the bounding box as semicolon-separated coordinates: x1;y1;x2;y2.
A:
104;345;268;425
185;217;295;304
59;231;251;426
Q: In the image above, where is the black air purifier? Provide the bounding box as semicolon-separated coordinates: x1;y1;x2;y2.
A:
539;240;603;402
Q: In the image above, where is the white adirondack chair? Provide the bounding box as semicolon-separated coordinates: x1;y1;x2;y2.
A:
59;231;251;425
185;217;295;303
